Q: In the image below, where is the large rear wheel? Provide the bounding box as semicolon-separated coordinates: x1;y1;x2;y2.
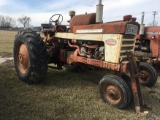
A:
99;75;132;109
13;29;48;83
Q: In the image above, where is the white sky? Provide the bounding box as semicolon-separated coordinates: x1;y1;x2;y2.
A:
0;0;159;27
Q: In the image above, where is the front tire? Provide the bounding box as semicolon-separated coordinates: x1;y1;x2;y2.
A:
99;75;132;109
13;29;48;84
139;62;157;87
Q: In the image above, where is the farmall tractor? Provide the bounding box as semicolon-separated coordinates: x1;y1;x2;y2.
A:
13;0;157;114
135;12;160;79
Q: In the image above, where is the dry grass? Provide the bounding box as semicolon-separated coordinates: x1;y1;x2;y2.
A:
0;30;17;54
0;30;160;120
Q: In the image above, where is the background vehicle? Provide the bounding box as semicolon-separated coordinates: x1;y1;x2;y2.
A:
135;12;159;86
13;0;157;114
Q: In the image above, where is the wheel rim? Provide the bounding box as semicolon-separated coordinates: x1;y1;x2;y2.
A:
139;70;150;84
17;43;29;74
103;83;122;105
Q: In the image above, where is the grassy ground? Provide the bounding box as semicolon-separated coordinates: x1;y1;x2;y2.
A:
0;30;17;54
0;30;160;120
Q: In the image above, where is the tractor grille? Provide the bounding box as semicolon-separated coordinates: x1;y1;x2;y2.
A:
120;35;136;58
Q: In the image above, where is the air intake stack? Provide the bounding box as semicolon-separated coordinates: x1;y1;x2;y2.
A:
139;12;145;35
96;0;103;23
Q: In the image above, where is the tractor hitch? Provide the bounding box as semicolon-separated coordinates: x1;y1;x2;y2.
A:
126;51;150;114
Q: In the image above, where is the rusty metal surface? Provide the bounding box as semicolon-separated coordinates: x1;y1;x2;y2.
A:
120;61;129;73
59;49;66;62
134;51;153;60
67;40;85;57
126;51;144;114
136;26;160;57
56;25;67;32
148;36;158;57
123;15;132;21
82;43;98;49
66;39;130;72
72;21;139;34
70;13;96;32
66;49;120;71
139;70;150;85
103;83;122;104
18;44;29;74
145;26;160;33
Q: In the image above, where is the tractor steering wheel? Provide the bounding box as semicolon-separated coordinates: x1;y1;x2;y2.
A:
49;14;63;25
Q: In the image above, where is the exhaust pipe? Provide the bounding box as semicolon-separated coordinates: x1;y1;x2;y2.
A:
96;0;103;23
139;12;145;35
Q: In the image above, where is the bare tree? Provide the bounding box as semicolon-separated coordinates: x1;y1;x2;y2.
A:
0;15;16;28
5;16;16;27
17;16;31;28
0;15;5;27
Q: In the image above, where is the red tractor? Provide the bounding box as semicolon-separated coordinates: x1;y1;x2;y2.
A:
135;12;159;86
13;0;157;114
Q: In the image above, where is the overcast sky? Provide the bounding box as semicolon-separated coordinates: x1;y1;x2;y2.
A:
0;0;159;27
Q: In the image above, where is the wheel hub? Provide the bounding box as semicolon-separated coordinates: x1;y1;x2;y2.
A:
104;84;121;104
139;70;150;82
17;44;29;74
19;53;23;63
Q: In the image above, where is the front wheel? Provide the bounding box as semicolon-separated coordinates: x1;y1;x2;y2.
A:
13;29;48;84
139;62;157;87
99;75;132;109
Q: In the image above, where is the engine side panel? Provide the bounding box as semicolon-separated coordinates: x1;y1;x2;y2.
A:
102;34;122;63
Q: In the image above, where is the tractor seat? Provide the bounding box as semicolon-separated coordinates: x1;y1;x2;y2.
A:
41;24;54;32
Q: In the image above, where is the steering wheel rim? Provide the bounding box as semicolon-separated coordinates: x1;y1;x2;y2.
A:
49;14;63;24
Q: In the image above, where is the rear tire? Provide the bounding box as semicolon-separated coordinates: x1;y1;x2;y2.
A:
13;29;48;84
99;75;132;109
139;62;157;87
